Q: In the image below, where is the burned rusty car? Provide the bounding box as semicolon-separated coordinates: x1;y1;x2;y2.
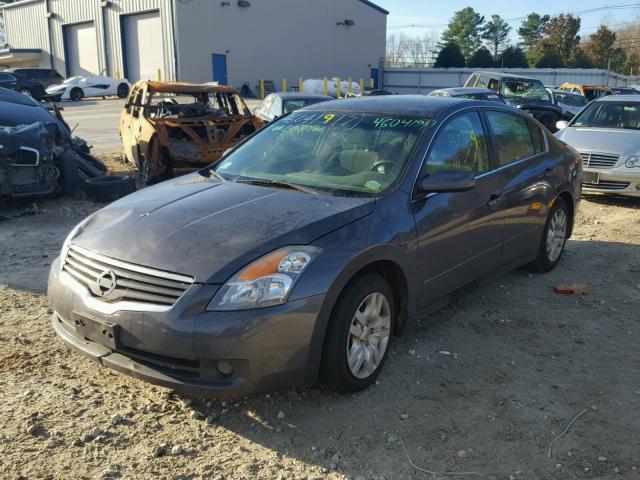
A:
120;81;264;184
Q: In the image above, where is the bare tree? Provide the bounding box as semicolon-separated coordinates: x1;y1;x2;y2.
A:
386;32;437;67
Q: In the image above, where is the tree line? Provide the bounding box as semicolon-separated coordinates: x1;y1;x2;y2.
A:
386;7;638;74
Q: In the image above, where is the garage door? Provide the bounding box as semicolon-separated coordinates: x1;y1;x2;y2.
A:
124;11;164;82
65;22;99;76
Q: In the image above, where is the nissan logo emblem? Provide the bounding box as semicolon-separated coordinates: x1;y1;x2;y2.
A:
95;270;117;297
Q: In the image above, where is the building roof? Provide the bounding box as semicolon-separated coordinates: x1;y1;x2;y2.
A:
356;0;389;15
0;0;42;10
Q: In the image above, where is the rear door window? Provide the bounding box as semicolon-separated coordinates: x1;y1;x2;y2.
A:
475;74;489;88
422;111;490;175
485;111;536;165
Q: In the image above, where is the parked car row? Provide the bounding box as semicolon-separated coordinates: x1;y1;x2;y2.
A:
0;67;130;102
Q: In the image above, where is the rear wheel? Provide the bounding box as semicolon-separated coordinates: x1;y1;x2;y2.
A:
526;197;569;272
70;87;84;102
117;83;129;99
321;274;394;393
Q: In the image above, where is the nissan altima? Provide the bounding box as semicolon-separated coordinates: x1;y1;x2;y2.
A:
49;96;582;398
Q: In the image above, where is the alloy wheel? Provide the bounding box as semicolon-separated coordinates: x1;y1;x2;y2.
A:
546;208;567;262
346;292;391;379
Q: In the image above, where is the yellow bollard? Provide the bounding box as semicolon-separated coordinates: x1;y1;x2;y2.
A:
336;77;341;98
348;77;352;95
115;70;121;79
299;77;303;93
282;78;287;93
323;76;328;96
370;78;375;89
157;68;162;81
359;78;364;92
260;80;265;99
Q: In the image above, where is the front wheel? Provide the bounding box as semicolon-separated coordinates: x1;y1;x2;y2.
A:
70;87;84;101
526;197;569;272
321;274;394;393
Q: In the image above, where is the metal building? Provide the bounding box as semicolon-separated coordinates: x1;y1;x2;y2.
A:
0;0;387;92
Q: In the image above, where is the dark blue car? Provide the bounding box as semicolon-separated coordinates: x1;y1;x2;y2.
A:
49;96;582;397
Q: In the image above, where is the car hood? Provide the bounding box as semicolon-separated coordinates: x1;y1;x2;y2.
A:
71;174;375;283
555;127;640;158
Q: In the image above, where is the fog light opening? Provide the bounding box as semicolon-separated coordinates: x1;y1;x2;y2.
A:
216;361;234;376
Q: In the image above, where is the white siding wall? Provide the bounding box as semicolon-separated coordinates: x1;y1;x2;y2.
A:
174;0;387;91
3;0;50;68
2;0;176;80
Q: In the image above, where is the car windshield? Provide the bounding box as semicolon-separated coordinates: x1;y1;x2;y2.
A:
63;76;81;85
556;93;588;107
572;101;640;129
500;79;550;101
283;98;327;114
212;111;430;195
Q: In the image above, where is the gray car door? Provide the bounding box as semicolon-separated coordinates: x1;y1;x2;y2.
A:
483;109;552;262
412;109;505;307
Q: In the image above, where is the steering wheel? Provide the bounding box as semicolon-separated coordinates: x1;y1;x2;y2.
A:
370;160;396;173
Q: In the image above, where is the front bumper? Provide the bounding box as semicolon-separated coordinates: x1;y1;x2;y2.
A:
582;168;640;197
48;258;326;398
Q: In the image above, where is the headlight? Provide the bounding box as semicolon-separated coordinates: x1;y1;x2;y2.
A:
60;218;89;270
625;155;640;168
207;246;322;311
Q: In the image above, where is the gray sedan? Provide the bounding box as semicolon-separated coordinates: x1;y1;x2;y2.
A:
49;96;581;398
556;95;640;197
254;92;332;122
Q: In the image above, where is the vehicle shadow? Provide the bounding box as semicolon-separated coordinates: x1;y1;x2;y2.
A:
581;193;640;208
177;238;640;479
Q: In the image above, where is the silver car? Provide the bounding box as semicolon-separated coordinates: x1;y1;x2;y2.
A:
556;95;640;197
546;88;589;117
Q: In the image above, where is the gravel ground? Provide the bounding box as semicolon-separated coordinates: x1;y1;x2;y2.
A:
0;185;639;480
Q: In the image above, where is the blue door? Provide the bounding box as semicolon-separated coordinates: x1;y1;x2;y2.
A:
370;68;379;89
212;54;228;85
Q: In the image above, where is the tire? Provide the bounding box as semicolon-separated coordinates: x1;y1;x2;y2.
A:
18;88;33;97
321;274;395;394
76;151;108;178
70;87;84;102
117;83;129;99
58;151;82;195
526;197;569;273
82;175;137;203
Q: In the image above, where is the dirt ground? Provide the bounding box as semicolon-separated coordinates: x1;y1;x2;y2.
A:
1;177;639;479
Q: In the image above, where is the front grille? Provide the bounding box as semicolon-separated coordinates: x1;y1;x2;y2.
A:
579;152;619;169
63;244;194;306
117;345;201;379
583;180;630;190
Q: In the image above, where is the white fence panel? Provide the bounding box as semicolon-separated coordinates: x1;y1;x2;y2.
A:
382;68;639;94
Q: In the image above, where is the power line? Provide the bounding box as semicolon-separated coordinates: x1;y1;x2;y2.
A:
387;3;640;30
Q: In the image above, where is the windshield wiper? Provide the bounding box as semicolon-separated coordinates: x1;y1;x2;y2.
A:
234;177;319;195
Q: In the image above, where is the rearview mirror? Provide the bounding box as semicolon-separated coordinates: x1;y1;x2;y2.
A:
556;120;569;130
418;170;476;194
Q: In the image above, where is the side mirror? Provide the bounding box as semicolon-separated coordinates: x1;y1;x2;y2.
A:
418;170;476;194
556;120;569;130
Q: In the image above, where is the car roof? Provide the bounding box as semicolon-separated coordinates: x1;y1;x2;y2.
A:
548;88;582;95
471;71;538;81
594;94;640;102
433;87;497;95
139;81;238;95
0;86;39;106
302;94;473;116
272;92;333;100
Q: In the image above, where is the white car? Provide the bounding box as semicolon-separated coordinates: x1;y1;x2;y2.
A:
555;95;640;197
46;75;130;101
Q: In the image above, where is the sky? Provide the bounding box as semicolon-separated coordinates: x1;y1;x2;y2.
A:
374;0;640;42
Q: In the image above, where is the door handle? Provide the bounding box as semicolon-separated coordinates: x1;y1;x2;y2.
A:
487;192;502;207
